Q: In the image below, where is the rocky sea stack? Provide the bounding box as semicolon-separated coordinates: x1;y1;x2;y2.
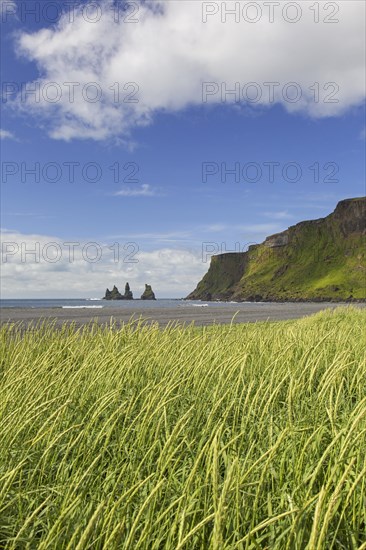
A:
187;197;366;302
104;285;123;300
141;284;156;300
103;283;134;300
123;283;133;300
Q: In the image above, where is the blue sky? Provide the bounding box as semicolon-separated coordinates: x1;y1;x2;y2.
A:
1;0;365;298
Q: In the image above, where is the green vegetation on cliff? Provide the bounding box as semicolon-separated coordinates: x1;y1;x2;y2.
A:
188;197;366;302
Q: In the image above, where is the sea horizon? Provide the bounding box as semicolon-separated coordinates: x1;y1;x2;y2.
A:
1;298;364;311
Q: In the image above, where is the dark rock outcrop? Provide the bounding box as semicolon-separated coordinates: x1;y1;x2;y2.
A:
104;285;124;300
141;284;156;300
104;288;112;300
187;197;366;302
124;282;133;300
103;283;134;300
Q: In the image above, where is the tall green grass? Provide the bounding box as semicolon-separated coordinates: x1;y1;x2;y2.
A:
0;308;365;549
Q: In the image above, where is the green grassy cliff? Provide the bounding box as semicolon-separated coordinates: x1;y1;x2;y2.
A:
187;197;366;302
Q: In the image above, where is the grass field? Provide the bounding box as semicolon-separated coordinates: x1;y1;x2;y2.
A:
1;308;366;549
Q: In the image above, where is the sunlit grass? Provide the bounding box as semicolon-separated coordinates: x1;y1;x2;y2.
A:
0;308;365;548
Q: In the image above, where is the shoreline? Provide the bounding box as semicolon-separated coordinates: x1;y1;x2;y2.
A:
1;302;365;329
185;297;366;303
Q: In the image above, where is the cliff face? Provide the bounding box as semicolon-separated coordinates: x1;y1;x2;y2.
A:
187;197;366;302
186;253;249;302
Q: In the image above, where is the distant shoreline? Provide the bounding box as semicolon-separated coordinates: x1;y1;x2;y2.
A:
185;297;366;304
1;303;365;329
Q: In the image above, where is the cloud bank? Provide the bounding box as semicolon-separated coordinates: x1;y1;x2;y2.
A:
0;129;15;140
0;229;207;298
8;0;365;141
113;184;158;197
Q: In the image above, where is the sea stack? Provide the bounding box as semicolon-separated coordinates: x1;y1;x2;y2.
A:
103;283;134;300
124;282;133;300
141;284;156;300
103;285;124;300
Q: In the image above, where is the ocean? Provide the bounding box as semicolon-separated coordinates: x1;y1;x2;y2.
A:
0;298;250;310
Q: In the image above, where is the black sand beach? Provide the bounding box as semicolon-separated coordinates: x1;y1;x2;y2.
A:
1;303;364;329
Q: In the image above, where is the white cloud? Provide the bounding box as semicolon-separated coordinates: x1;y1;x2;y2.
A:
236;223;281;234
204;224;227;233
9;0;365;141
263;211;294;221
113;184;158;197
0;129;15;140
0;229;207;298
110;230;193;242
